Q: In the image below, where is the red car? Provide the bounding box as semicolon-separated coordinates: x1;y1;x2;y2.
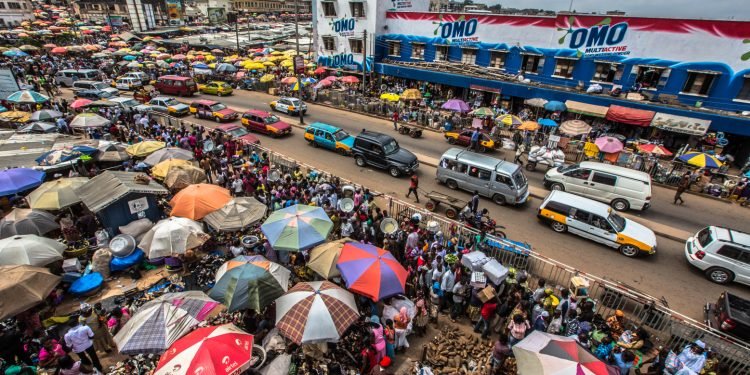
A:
214;123;261;145
189;100;238;122
241;109;292;137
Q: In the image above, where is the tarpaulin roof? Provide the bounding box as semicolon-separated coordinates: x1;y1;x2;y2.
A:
606;105;655;127
564;100;609;118
76;171;167;212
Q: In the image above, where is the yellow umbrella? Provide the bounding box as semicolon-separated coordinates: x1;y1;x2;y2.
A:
496;114;523;126
271;51;284;56
126;141;166;157
259;74;275;83
26;177;89;210
151;158;193;179
517;121;540;131
400;89;422;100
262;61;276;67
282;50;297;56
307;238;352;279
380;93;400;102
0;111;31;123
280;60;293;68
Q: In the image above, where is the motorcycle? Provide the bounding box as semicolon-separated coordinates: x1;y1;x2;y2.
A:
398;124;423;138
526;145;565;172
459;206;507;238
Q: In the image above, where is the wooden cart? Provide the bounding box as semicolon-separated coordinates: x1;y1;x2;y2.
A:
424;191;467;220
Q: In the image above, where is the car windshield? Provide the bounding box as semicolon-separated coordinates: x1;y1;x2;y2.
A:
164;98;180;106
289;98;301;106
558;163;579;173
383;139;399;154
512;170;527;188
120;99;139;107
264;115;280;124
228;127;249;137
608;213;626;232
92;83;108;90
210;103;227;111
333;130;349;141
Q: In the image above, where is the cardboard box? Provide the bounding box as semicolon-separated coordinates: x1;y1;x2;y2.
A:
482;259;509;286
470;272;487;289
478;285;496;303
63;258;82;273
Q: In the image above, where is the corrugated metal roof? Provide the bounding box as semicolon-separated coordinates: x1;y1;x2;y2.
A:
76;171;167;212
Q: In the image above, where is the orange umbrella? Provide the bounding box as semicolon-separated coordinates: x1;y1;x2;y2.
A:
169;184;231;220
517;121;540;131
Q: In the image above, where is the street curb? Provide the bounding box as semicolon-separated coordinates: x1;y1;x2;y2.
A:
415;156;687;242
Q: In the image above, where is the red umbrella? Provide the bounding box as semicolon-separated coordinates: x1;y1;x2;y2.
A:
341;75;359;84
313;67;326;75
154;324;254;375
637;143;673;156
281;76;297;84
50;47;67;54
70;99;92;110
336;242;407;301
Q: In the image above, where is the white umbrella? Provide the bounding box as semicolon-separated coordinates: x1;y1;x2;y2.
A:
203;197;268;232
143;147;195;166
512;331;619;375
0;209;59;238
139;217;207;259
69;113;111;128
0;235;65;266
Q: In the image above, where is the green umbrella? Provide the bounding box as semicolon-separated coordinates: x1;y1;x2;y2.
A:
260;204;332;251
470;107;496;117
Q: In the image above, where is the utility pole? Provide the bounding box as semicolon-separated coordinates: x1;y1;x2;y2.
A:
233;12;240;52
294;0;304;124
361;29;367;97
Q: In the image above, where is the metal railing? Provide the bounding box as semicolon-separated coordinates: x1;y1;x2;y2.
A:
147;112;750;372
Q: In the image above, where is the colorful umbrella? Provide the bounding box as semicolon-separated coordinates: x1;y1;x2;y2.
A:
0;235;65;266
313;67;326;75
281;76;297;84
164;164;207;191
471;107;496;118
524;98;548;108
151;159;194;179
30;110;63;122
544;100;567;112
594;136;624;154
126;141;166;157
538;118;558;127
169;184;231;220
559;120;592;136
441;99;470;112
513;331;619;375
69;99;92;110
114;291;220;355
261;205;333;252
154;324;254;375
6;90;49;104
26;177;88;210
275;281;358;345
307;238;351;279
139;217;207;259
336;242;408;301
0;168;45;196
380;93;400;102
517;121;540;131
0;265;61;320
678;151;723;168
400;89;422;100
209;259;289;312
35;149;82;166
204;197;268;232
0;209;59;239
637;144;673;157
496;114;523;126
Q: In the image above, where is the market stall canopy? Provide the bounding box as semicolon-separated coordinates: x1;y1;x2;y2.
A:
650;112;711;136
637;144;673;156
564;100;609;118
26;177;89;210
559;120;592;136
0;209;59;239
76;171;168;213
307;238;351;279
203;197;267;232
96;143;130;162
70;113;111;128
0;235;65;266
154;324;253;375
164;164;207;190
0;265;61;320
513;331;618;375
139;217;207;259
605;105;655;127
260;204;333;252
169;184;231;220
126;141;166;157
678;151;723;169
210;259;289;312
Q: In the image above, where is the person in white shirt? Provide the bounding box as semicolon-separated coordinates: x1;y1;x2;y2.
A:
440;266;456;313
451;277;466;322
340;219;354;238
63;319;102;371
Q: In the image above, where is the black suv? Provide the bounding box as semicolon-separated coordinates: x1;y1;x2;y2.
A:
352;130;419;177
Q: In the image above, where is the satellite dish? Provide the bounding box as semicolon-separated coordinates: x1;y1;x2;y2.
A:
339;198;354;213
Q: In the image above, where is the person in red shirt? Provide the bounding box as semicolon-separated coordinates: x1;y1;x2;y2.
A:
392;110;399;131
405;174;420;203
474;298;498;339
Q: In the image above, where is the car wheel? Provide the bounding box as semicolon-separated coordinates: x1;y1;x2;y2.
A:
492;194;507;205
478;145;487;153
550;183;565;191
355;156;366;167
706;267;733;284
311;141;318;148
525;162;536;172
446;179;458;190
619;244;639;258
447;137;456;144
214;116;221;122
389;167;401;177
550;221;567;233
611;199;630;211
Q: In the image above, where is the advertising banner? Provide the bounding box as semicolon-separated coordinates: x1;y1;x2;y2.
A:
388;0;431;11
651;112;711;136
108;16;124;27
165;0;182;24
207;7;227;25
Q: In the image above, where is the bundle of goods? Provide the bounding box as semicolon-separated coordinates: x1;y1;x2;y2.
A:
192;253;228;287
423;326;493;374
106;353;159;375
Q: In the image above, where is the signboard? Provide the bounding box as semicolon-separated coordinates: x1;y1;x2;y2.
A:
207;7;227;24
165;0;182;24
388;0;431;11
128;197;149;214
0;69;19;100
108;16;124;27
329;17;356;37
651;112;711;136
294;55;305;74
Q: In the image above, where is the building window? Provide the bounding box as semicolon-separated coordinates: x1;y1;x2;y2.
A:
321;1;336;17
411;42;425;60
22;2;26;9
489;50;506;69
349;1;365;17
387;41;401;57
0;3;5;8
521;54;544;74
682;71;718;96
553;58;576;79
461;48;476;65
434;45;449;61
635;66;667;89
349;38;363;54
736;76;750;101
593;62;619;82
322;36;336;51
8;2;21;9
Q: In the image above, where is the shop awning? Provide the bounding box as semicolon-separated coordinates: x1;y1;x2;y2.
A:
564;100;609;118
605;105;656;127
650;112;711;136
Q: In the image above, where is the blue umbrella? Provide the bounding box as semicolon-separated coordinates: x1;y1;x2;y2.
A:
35;149;82;166
0;168;45;196
193;63;209;69
539;118;558;127
302;77;317;85
2;50;27;57
544;101;567;112
71;145;98;155
122;55;137;61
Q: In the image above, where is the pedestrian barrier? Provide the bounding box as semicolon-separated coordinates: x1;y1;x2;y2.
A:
149;112;750;372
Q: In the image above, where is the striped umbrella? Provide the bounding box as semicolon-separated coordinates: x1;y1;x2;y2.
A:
496;114;523;126
154;324;254;375
204;197;268;232
678;151;723;168
275;281;358;345
209;258;290;312
114;292;219;355
336;242;408;301
559;120;592;136
470;107;496;118
261;205;332;252
6;90;49;104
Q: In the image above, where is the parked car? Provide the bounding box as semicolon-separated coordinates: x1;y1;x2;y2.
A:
303;122;354;155
72;80;119;97
704;291;750;341
189;100;238;122
537;190;657;257
214;123;261;145
199;81;233;96
685;226;750;285
107;97;141;110
54;69;100;87
120;71;149;82
241;109;292;136
444;130;496;152
135;97;190;116
270;97;307;115
155;75;198;96
112;76;143;91
74;89;116;100
351;130;418;177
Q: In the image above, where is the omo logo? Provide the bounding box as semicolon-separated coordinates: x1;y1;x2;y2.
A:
558;16;628;56
432;15;478;39
329;17;355;34
321;53;355;67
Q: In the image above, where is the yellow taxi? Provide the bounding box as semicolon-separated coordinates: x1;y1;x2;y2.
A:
198;81;234;96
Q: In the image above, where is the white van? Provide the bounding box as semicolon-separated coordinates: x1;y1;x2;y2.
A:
538;190;657;257
686;226;750;285
543;161;652;211
54;69;100;87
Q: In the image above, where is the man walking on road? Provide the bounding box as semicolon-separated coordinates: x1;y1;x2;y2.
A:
406;174;420;203
392;110;399;131
674;172;691;205
470;129;480;151
470;191;480;214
